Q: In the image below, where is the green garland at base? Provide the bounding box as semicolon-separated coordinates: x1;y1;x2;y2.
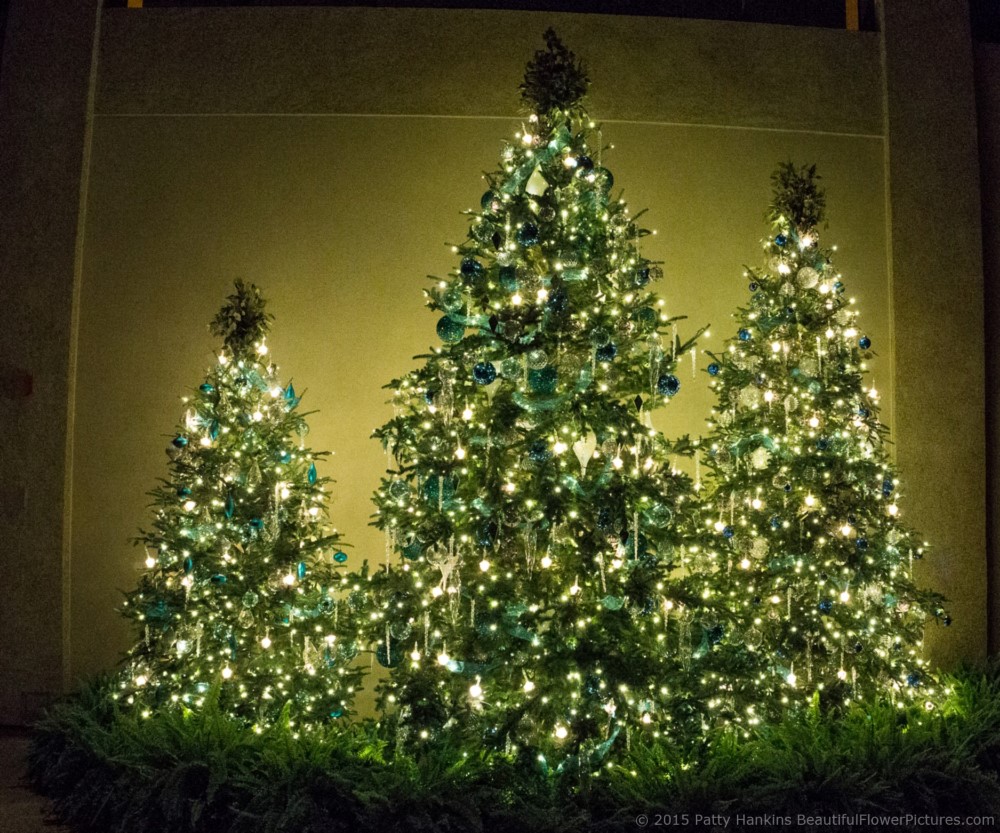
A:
29;667;1000;833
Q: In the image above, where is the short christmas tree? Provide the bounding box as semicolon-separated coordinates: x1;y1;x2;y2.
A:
368;31;712;760
119;280;363;728
701;163;947;717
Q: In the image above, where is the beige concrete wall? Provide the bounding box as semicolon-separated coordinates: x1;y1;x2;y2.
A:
73;123;890;680
977;43;1000;653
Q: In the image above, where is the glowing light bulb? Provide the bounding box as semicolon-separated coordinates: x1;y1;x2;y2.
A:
176;640;188;653
840;524;853;536
555;725;568;739
455;447;466;460
479;559;490;572
199;436;212;447
145;556;156;569
135;675;148;687
888;504;899;517
570;582;581;596
283;574;296;586
410;648;421;661
764;390;774;403
541;555;553;569
771;341;782;353
270;387;282;398
218;354;228;365
252;410;263;422
641;713;652;725
521;132;533;145
469;679;483;699
183;500;197;512
787;672;797;686
837;669;848;680
256;342;268;355
840;590;851;603
462;407;473;421
740;558;751;570
523;680;535;693
612;457;624;470
222;667;233;679
504;482;516;493
800;234;815;248
808;416;820;428
431;586;443;598
805;494;816;507
553;441;568;454
511;293;522;306
437;651;450;666
261;636;272;649
536;288;549;302
751;498;763;510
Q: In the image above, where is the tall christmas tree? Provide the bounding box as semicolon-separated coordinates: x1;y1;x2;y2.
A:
118;280;363;729
367;32;712;760
701;163;947;718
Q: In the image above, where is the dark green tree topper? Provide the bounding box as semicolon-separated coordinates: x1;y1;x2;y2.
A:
367;33;718;762
119;281;363;729
701;164;947;720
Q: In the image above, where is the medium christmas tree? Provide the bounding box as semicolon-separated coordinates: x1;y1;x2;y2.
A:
701;163;947;718
118;281;363;729
367;32;712;760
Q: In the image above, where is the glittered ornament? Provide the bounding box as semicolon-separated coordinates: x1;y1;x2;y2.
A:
707;363;720;376
775;234;787;247
797;266;819;288
473;362;497;385
818;599;833;613
528;366;557;394
528;439;552;463
499;266;518;291
596;342;617;362
441;287;464;313
460;257;484;280
242;591;259;608
436;316;465;344
517;222;539;246
500;357;522;378
656;374;680;397
526;349;548;369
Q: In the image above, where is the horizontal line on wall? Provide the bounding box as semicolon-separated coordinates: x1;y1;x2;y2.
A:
93;111;883;140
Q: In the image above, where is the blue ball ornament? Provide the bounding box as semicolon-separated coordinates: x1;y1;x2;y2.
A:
499;265;518;291
634;266;651;287
775;234;787;247
882;479;894;497
333;551;348;564
172;435;188;448
818;599;833;613
473;361;497;385
249;518;264;530
770;515;782;529
528;439;552;463
707;363;720;376
708;624;724;644
859;335;872;349
199;383;214;393
401;539;422;560
816;437;830;451
279;450;292;463
738;328;752;342
855;538;868;551
460;257;484;279
517;222;539;247
906;672;922;687
184;557;194;573
576;155;594;171
748;282;759;292
436;316;465;344
329;708;344;719
657;374;680;397
480;190;497;211
177;486;192;497
211;574;227;584
722;525;734;539
596;342;617;362
834;281;844;292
